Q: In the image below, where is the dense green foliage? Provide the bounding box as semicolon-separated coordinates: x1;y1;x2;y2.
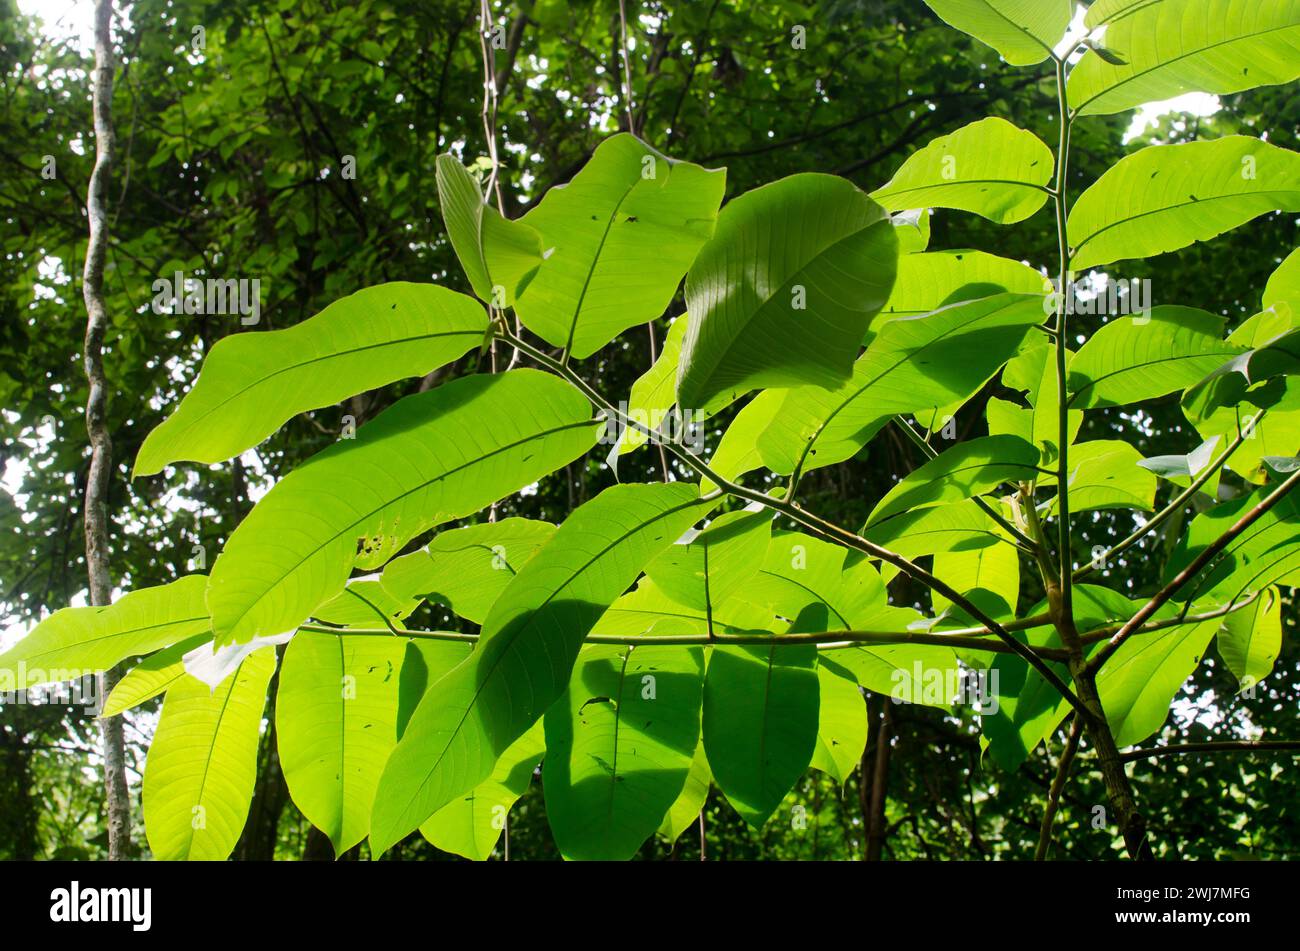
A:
2;0;1299;862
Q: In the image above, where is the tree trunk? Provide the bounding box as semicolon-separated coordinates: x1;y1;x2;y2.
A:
82;0;129;861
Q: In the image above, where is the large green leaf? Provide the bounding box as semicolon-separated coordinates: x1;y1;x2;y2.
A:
0;576;210;690
142;648;274;860
135;283;488;475
871;118;1055;224
703;641;819;827
866;434;1039;528
1066;307;1243;408
676;173;898;414
207;370;600;646
1068;0;1300;117
1098;619;1218;747
515;134;724;358
420;720;544;861
381;518;557;624
369;482;714;855
881;250;1048;322
810;658;867;784
920;0;1073;65
276;632;406;856
1068;137;1300;270
543;643;704;860
750;294;1046;477
1217;588;1283;689
435;154;544;306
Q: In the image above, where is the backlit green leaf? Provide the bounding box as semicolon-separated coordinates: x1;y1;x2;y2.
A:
871;118;1055;223
135;283;488;475
207;370;600;645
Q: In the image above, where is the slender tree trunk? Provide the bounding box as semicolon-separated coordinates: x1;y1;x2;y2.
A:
863;693;892;861
82;0;129;860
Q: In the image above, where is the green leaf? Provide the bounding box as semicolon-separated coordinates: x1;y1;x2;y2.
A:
515;134;725;358
1066;307;1243;408
615;317;687;456
0;576;211;690
1047;440;1158;513
863;499;1012;559
867;435;1039;527
881;249;1048;322
135;283;488;475
276;632;406;856
703;641;819;827
871;118;1055;223
1068;137;1300;270
676;173;898;414
381;518;557;624
1068;0;1300;117
1263;247;1300;309
142;648;275;860
752;294;1046;477
101;635;209;717
1217;588;1283;690
644;509;772;613
369;482;714;855
933;543;1021;616
744;532;890;629
420;720;545;860
543;643;704;860
435;154;544;306
810;658;866;784
920;0;1072;65
1098;619;1218;747
207;370;600;645
658;740;711;841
